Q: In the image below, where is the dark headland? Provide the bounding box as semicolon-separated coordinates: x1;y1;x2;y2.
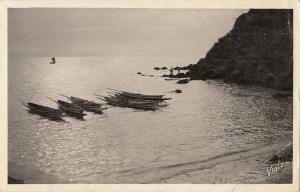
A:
182;9;293;90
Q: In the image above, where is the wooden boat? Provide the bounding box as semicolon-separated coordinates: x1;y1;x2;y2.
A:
97;95;167;111
47;97;87;119
70;96;102;107
107;89;171;100
56;100;86;119
57;100;83;112
113;93;162;104
96;89;170;111
59;94;104;114
117;91;166;100
20;100;63;120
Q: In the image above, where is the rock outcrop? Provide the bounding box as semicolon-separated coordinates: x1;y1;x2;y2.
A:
269;142;293;163
188;9;293;90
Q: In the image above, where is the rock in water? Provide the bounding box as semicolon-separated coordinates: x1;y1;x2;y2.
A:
176;79;189;84
188;9;293;90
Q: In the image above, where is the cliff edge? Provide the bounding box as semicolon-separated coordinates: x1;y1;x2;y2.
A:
188;9;293;90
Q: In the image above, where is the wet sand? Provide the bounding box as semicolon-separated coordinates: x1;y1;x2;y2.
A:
9;140;292;184
158;140;292;184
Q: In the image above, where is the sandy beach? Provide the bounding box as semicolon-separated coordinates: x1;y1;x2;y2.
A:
158;140;292;184
8;139;292;184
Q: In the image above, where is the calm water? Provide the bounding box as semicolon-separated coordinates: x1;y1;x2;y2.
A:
8;57;293;183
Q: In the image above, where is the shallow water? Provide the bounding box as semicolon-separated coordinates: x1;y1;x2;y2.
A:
8;57;293;183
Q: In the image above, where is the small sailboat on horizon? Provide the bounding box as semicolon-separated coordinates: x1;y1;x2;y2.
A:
49;56;56;64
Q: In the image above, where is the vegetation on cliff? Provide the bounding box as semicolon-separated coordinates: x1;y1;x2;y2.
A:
188;9;293;90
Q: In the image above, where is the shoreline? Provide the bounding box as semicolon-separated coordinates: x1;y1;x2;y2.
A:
8;139;292;184
157;139;292;184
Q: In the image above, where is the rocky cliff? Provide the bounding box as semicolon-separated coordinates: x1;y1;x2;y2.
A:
188;9;293;90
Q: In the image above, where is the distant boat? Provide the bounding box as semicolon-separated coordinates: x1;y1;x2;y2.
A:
49;57;56;64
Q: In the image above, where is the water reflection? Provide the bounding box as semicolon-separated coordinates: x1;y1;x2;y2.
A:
8;57;293;183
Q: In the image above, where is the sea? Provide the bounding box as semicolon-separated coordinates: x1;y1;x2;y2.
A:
8;56;293;183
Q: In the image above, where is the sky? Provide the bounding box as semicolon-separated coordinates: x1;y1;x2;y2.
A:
8;8;248;57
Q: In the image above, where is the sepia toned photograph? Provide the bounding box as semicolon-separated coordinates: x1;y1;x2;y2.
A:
6;7;294;186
